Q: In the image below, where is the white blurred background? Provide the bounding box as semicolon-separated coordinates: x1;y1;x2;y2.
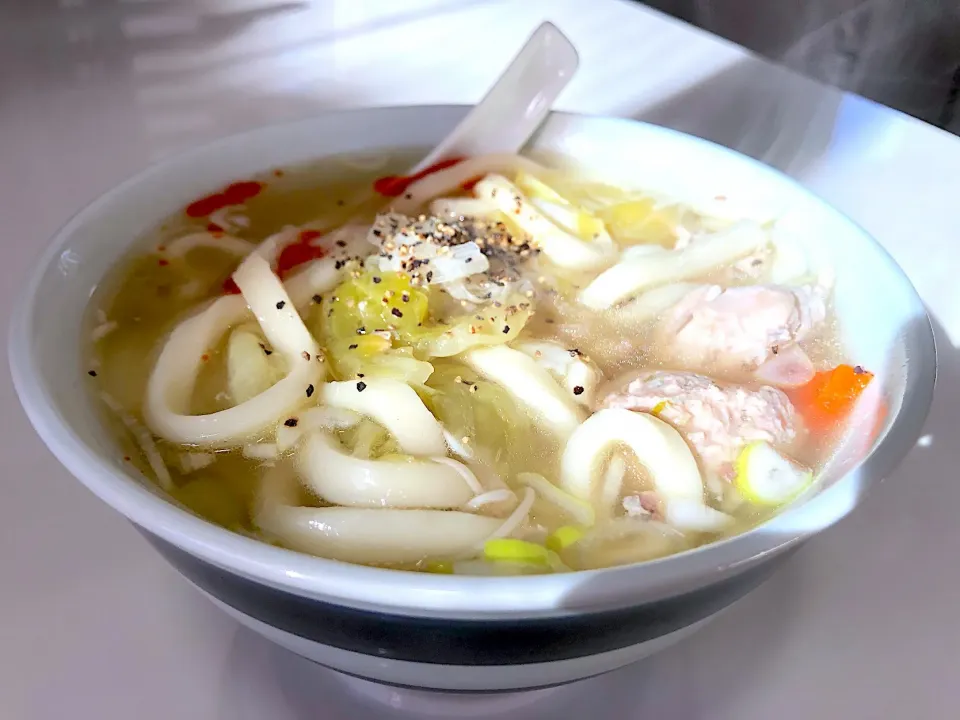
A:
642;0;960;134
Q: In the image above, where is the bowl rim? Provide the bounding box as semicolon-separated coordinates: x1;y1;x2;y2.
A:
8;105;937;616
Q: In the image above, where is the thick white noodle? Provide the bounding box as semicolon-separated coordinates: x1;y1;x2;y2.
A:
297;432;475;509
275;406;362;452
391;154;547;213
310;223;371;255
769;226;811;285
283;257;342;309
563;414;731;532
350;421;384;459
429;197;499;219
560;409;705;510
661;499;734;532
144;254;323;447
237;254;317;357
473;174;616;270
579;222;767;310
463;345;584;439
255;505;503;565
617;282;701;325
599;453;627;517
515;341;600;407
163;232;256;258
226;327;285;405
443;430;474;460
319;379;447;456
253;226;300;266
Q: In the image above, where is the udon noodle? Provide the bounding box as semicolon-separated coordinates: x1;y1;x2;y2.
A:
86;150;876;574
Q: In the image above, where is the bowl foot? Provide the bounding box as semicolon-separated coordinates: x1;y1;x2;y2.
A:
331;671;563;717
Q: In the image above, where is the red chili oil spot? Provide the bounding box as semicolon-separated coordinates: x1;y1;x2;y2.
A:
373;157;464;197
201;353;210;362
206;222;224;233
272;168;284;177
276;231;327;279
298;229;323;243
185;195;225;218
185;180;264;217
461;176;482;192
223;181;262;204
158;259;169;267
222;227;328;296
123;456;131;462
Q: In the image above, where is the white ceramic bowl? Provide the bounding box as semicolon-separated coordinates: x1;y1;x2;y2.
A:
9;107;935;692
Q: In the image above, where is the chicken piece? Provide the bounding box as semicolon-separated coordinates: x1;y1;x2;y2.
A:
660;283;826;374
622;492;660;518
601;371;797;481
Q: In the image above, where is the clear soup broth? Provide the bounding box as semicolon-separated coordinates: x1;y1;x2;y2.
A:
85;149;873;574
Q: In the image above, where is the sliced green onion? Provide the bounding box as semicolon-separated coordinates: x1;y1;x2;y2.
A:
734;440;814;506
545;550;573;573
424;560;453;574
483;538;550;566
546;525;586;553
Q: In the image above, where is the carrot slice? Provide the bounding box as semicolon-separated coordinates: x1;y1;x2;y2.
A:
788;364;874;433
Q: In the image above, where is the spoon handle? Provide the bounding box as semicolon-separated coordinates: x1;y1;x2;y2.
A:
410;22;579;173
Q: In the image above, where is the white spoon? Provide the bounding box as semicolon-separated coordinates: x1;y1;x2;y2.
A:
310;22;577;238
410;21;579;173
